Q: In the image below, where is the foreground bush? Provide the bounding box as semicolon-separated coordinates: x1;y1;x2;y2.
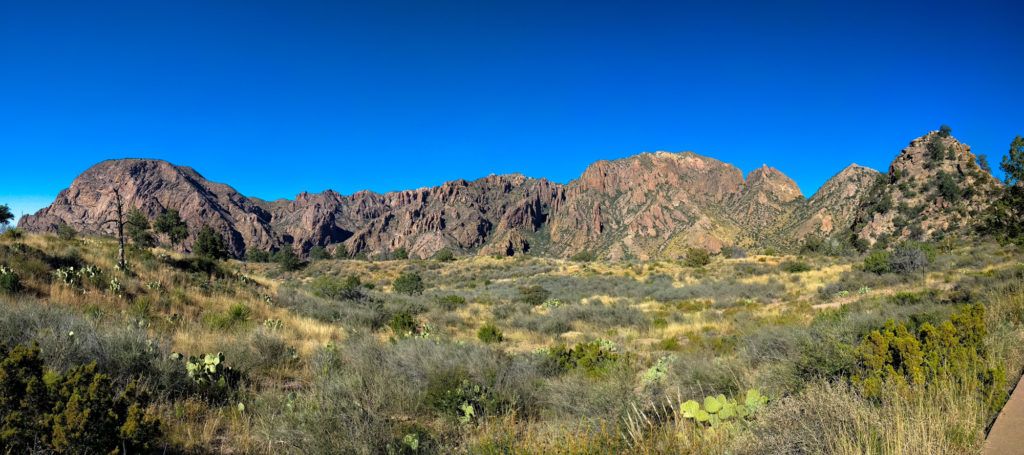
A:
0;342;162;453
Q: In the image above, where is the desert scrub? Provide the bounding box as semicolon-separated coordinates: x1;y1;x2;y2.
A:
850;303;1006;413
477;322;503;343
0;265;21;293
0;342;162;453
393;272;425;295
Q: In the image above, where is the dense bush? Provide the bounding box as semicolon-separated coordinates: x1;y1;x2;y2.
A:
0;265;20;294
684;248;711;267
781;260;811;273
194;225;229;260
434;294;466;310
850;304;1005;412
570;251;596;262
518;284;550;305
390;311;418;334
311;274;363;300
434;248;455;262
56;222;77;241
393;273;425;295
393;247;409;260
245;248;272;262
0;342;162;453
274;244;302;271
547;340;623;376
308;246;331;261
477;323;503;344
863;250;891;274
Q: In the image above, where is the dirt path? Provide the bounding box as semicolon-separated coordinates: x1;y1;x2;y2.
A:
984;374;1024;454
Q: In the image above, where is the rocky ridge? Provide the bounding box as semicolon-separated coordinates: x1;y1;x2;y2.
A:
18;131;1001;259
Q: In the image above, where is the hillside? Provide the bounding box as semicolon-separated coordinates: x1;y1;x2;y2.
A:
18;131;1002;258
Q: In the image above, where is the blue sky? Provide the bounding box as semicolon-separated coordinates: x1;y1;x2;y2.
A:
2;0;1022;222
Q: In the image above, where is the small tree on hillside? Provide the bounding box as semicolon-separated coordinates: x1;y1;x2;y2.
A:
100;189;128;270
194;225;229;260
154;209;189;246
1002;136;1024;186
275;244;302;271
0;204;13;228
393;273;425;295
938;125;952;137
125;207;155;247
309;246;330;261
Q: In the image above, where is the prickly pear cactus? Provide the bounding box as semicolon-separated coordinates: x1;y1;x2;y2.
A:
679;389;768;429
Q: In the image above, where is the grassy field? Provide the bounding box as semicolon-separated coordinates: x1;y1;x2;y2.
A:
1;231;1023;454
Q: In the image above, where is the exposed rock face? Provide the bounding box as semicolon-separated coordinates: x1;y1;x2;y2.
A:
849;132;1002;245
19;131;1003;259
791;164;881;239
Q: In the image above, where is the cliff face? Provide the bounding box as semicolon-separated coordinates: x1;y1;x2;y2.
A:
19;132;1002;258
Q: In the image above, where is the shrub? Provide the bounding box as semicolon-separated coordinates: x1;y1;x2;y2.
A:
334;243;349;259
928;135;947;161
939;125;952;137
194;225;229;260
245;248;272;262
721;246;747;259
887;244;931;274
547;340;622;376
570;251;596;262
434;248;456;262
57;222;77;241
518;284;551;305
781;261;812;273
684;248;711;267
864;251;891;274
154;209;189;245
936;171;963;203
0;265;21;294
390;311;418;335
393;273;425;295
393;247;409;260
309;246;331;261
275;244;302;271
435;294;466;311
311;275;363;300
850;303;1005;412
477;323;503;344
0;342;162;453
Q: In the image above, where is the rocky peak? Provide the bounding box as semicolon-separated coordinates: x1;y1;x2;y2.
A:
745;165;803;203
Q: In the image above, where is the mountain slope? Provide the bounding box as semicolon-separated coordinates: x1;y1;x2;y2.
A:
18;131;1003;258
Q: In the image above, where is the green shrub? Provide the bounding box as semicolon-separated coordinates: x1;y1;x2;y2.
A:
850;303;1005;412
194;225;229;260
245;248;272;262
518;284;550;305
864;250;891;274
435;294;466;310
547;340;622;376
477;323;503;344
434;248;456;262
393;273;425;295
781;261;812;273
684;248;711;267
309;246;331;261
275;244;302;271
570;251;596;262
393;247;409;260
0;265;20;294
0;342;161;453
334;244;349;259
390;311;418;335
56;223;77;241
311;275;363;300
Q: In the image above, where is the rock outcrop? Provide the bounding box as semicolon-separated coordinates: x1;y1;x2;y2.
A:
19;131;1003;258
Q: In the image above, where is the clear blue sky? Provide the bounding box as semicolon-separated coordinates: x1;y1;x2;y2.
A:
2;0;1022;222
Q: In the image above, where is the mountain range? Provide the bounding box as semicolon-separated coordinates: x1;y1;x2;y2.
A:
18;131;1002;259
